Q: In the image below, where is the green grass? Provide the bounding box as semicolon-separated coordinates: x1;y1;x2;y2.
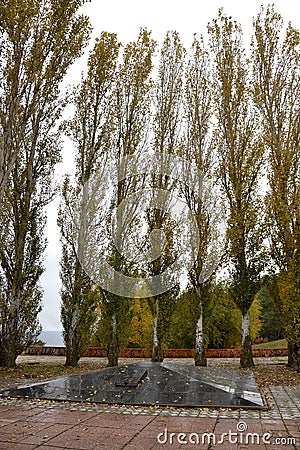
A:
252;338;287;349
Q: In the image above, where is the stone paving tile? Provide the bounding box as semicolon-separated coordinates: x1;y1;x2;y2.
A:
243;445;268;449
94;443;134;450
160;410;181;417
215;419;246;432
82;411;154;429
121;436;158;449
122;445;155;450
21;423;74;446
0;405;40;420
261;422;288;434
46;423;134;449
178;410;198;417
270;386;300;418
0;443;37;450
0;418;18;427
260;411;282;419
0;419;54;442
145;417;216;436
33;408;99;424
218;409;240;418
31;447;67;450
149;443;198;450
210;446;239;450
286;423;300;432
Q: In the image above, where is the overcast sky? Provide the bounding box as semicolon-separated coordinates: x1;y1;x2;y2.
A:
39;0;300;331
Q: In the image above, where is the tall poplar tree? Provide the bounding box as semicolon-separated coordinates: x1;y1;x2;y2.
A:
0;0;90;367
59;32;120;366
0;0;90;197
0;150;47;367
183;35;223;366
208;11;265;368
252;6;300;371
147;31;185;362
103;29;156;366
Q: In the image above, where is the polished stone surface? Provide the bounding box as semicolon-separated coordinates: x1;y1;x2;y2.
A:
0;362;265;408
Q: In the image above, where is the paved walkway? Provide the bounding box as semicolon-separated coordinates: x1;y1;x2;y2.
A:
0;357;299;449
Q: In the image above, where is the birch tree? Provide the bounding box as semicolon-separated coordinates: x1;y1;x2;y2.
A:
0;0;90;367
208;11;265;368
59;32;120;366
252;6;300;371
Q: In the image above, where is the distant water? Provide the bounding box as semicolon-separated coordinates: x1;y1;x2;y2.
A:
38;330;64;347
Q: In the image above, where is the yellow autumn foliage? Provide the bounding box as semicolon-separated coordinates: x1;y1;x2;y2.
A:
128;298;153;348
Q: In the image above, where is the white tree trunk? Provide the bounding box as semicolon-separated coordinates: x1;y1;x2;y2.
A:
153;316;158;348
152;298;162;361
195;307;203;355
195;291;207;366
112;313;117;338
242;310;250;346
240;309;254;368
153;297;159;349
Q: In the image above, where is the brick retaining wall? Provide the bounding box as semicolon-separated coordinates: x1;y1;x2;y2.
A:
24;346;288;358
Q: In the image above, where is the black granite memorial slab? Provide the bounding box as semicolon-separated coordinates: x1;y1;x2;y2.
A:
114;365;148;387
0;361;265;408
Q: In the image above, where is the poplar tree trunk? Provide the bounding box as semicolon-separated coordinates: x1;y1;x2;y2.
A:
64;301;80;367
151;298;163;362
194;294;207;366
65;326;79;367
0;336;17;367
107;314;119;367
288;342;300;372
0;285;25;367
240;310;254;368
4;330;17;368
65;343;79;367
